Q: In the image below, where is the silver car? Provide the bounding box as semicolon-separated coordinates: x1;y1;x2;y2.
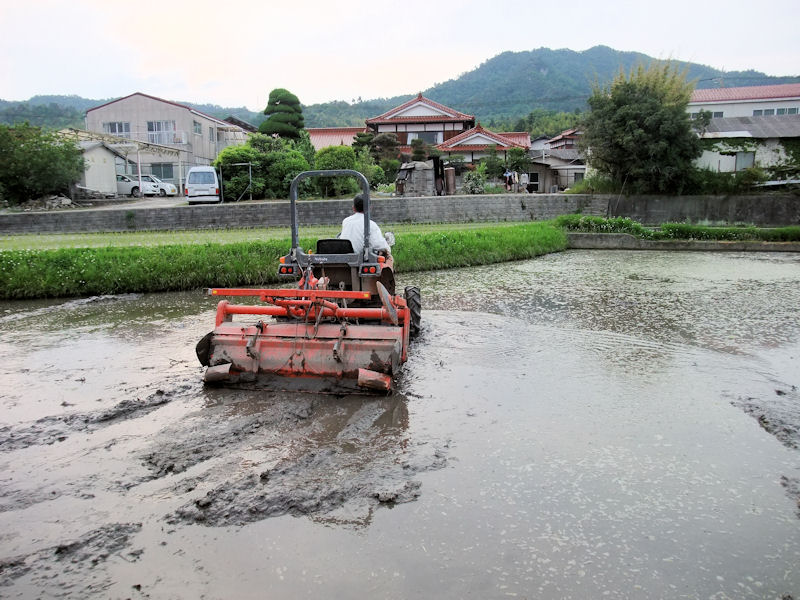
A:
139;174;178;197
116;174;159;197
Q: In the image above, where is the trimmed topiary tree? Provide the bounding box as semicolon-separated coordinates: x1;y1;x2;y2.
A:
259;88;305;139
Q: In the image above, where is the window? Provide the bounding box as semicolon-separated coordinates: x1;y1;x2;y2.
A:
193;121;201;135
188;171;216;184
753;110;763;116
408;131;442;144
712;112;723;118
104;122;130;138
789;108;798;115
777;108;786;115
763;109;775;116
690;113;699;119
151;163;174;180
573;172;584;182
147;120;176;144
209;127;215;142
735;152;754;171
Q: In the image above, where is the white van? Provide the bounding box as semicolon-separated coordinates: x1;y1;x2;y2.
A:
185;166;220;204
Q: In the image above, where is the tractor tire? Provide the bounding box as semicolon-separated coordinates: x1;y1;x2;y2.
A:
404;286;421;339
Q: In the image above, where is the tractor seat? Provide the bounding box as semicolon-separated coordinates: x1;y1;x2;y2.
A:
316;238;354;254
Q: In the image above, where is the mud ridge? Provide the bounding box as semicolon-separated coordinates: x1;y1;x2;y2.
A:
0;523;141;592
141;397;315;478
733;386;800;450
0;387;186;452
168;441;447;527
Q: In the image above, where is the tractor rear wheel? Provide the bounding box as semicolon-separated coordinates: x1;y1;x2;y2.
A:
404;286;421;339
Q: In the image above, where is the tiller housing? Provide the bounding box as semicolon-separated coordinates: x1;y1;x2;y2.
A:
196;170;421;393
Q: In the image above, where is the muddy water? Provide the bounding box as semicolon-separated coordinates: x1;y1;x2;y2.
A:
1;250;799;599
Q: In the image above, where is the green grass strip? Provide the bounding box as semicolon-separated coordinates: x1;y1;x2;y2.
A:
0;222;566;299
555;214;800;242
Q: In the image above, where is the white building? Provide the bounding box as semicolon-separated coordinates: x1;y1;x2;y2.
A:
696;115;800;174
85;93;249;187
688;83;800;119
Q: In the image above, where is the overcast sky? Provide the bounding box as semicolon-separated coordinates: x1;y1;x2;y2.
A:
1;0;798;110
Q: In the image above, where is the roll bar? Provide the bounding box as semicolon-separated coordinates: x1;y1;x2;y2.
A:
288;170;372;259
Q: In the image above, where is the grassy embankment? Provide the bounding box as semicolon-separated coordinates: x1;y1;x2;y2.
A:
0;222;567;300
555;215;800;241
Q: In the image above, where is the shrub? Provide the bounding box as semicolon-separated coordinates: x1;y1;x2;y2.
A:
262;150;311;198
380;158;401;182
462;163;487;194
564;174;621;194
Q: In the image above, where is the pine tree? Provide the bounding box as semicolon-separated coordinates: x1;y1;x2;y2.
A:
259;88;305;139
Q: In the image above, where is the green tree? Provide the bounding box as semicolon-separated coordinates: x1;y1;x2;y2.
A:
352;131;374;154
261;150;311;198
380;158;400;182
410;138;427;161
369;132;400;162
314;145;358;197
482;146;504;179
354;147;384;188
507;147;530;173
213;145;263;201
0;124;85;205
259;88;305;139
292;129;316;167
580;63;701;194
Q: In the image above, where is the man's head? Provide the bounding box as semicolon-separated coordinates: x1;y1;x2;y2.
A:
353;193;365;213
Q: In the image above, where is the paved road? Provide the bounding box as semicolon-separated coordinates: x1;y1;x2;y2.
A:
89;195;189;210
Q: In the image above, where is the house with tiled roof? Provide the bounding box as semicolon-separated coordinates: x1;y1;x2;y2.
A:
365;93;476;154
435;124;530;161
85;92;249;187
688;83;800;119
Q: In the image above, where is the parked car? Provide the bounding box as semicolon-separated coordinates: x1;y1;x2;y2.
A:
116;174;159;197
139;174;178;196
185;166;220;204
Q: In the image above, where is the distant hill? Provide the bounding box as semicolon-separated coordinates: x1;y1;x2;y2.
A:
2;46;798;130
303;46;800;126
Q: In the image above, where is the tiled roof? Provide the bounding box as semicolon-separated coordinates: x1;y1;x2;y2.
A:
437;124;528;151
691;83;800;103
307;127;366;151
366;93;474;124
547;128;580;144
496;132;531;148
703;115;800;138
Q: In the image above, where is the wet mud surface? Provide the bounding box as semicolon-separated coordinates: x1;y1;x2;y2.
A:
1;250;799;598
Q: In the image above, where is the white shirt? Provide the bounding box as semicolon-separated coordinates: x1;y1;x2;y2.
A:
340;211;389;255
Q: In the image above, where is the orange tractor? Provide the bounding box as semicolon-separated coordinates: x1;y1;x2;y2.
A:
196;170;421;393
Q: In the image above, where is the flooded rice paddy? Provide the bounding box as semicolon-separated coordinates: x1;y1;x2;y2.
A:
1;250;799;599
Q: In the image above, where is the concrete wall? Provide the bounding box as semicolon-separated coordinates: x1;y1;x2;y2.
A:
0;194;607;235
606;193;800;226
1;193;797;235
567;232;800;252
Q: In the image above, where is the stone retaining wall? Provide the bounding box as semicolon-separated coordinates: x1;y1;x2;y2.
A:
1;192;797;235
0;194;607;234
567;232;800;252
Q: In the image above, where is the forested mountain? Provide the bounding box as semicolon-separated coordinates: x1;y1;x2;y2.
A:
2;46;797;132
303;46;799;127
